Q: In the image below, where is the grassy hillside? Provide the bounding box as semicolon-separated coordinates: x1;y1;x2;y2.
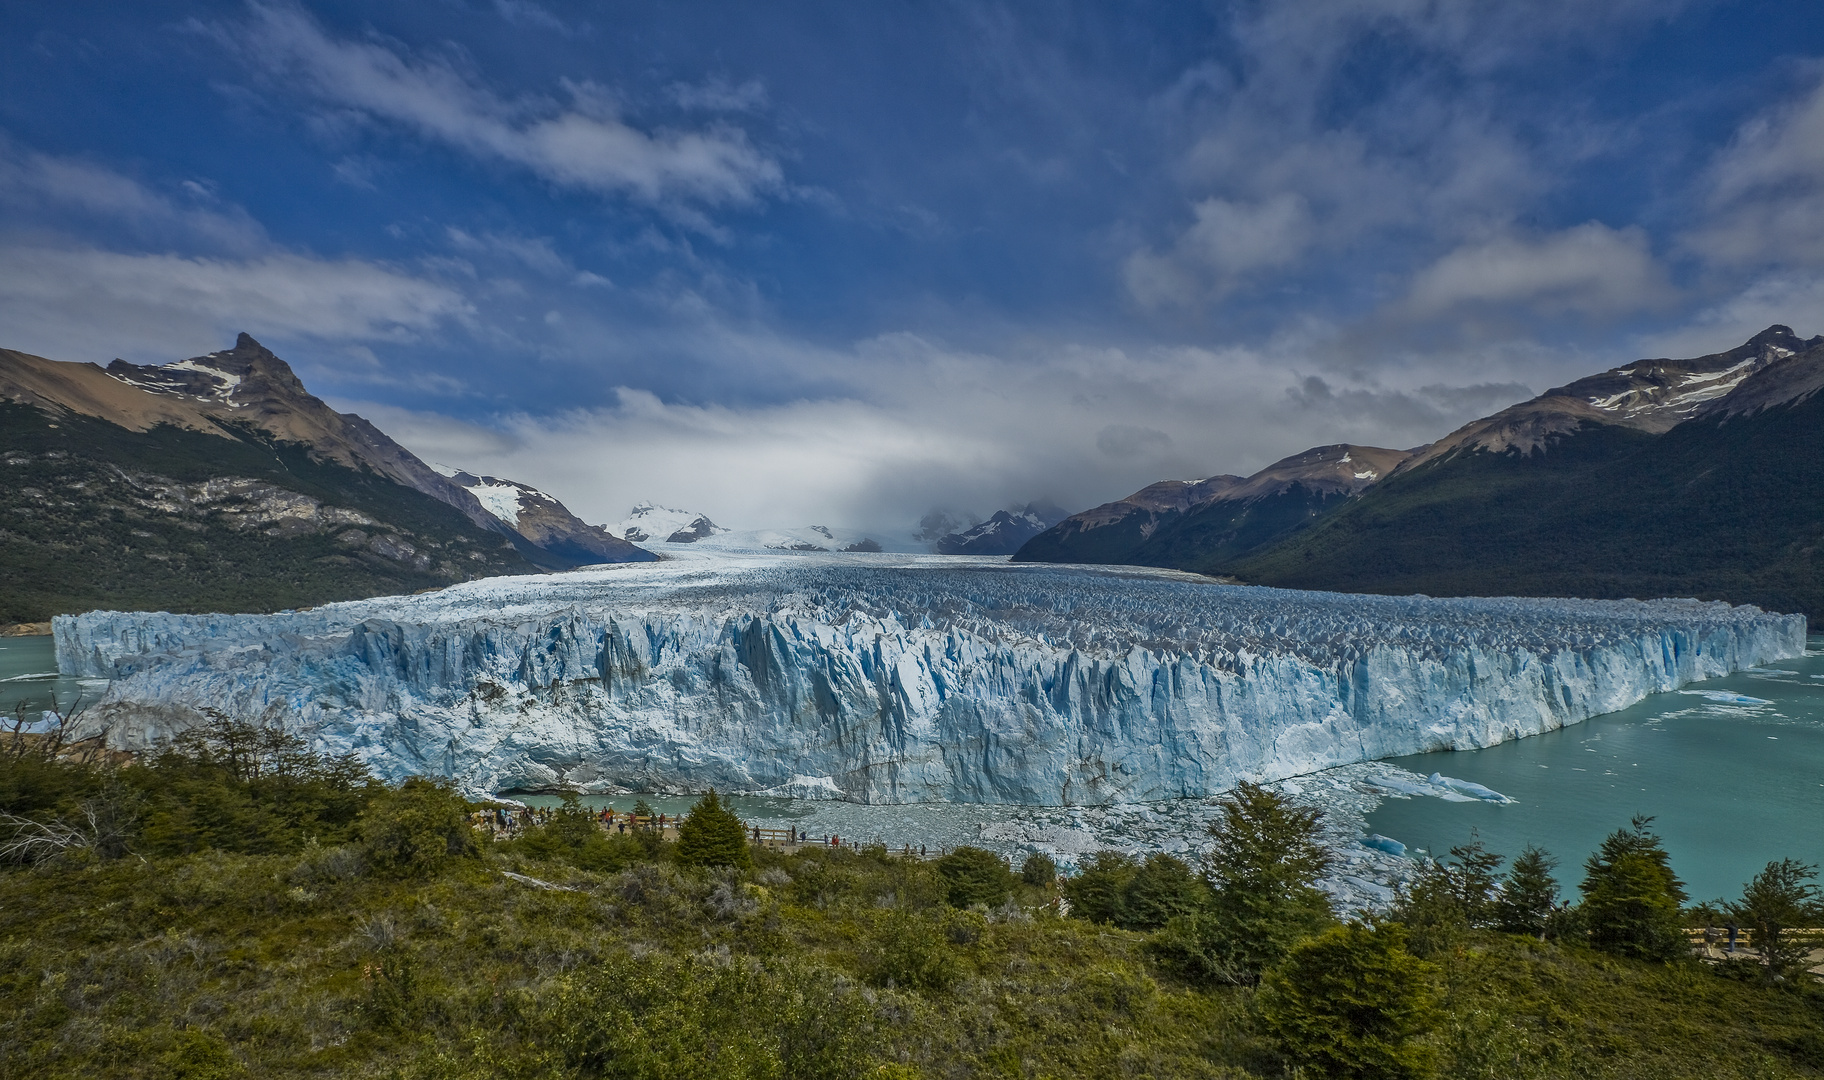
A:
0;403;536;622
2;729;1820;1079
1228;396;1824;620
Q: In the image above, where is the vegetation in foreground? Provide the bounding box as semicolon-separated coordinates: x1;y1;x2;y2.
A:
2;714;1821;1079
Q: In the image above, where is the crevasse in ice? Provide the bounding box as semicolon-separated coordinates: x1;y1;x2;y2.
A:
54;552;1806;803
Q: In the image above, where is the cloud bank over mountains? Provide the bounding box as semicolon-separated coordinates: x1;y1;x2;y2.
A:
0;1;1820;530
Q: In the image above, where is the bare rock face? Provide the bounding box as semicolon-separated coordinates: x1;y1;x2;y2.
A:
59;554;1803;804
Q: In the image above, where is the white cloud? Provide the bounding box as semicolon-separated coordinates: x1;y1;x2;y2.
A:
0;246;470;362
493;0;573;35
0;145;267;252
1687;73;1824;267
1123;0;1681;318
669;77;769;113
1399;223;1672;318
342;325;1543;535
1125;194;1315;307
1634;274;1824;360
229;2;782;208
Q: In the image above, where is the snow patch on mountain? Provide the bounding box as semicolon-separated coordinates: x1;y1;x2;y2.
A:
56;553;1804;805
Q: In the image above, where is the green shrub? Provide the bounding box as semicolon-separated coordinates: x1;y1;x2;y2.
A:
935;846;1015;908
1190;782;1336;981
674;789;753;871
1258;922;1439;1080
357;777;478;877
1394;838;1505;957
1123;853;1207;930
153;1027;244;1080
509;796;652;873
866;910;960;993
1062;850;1138;924
531;951;869;1080
1725;857;1822;983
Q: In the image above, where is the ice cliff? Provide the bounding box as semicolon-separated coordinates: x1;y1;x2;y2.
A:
55;552;1806;804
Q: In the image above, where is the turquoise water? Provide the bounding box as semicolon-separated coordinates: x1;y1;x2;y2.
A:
1365;638;1824;903
0;635;94;720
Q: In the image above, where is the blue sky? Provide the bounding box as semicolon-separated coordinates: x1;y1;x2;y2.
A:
2;1;1821;533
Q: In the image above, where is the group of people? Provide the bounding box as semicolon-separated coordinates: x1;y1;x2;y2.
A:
1701;921;1744;956
466;804;677;839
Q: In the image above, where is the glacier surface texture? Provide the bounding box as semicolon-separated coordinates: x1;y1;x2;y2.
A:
55;552;1806;804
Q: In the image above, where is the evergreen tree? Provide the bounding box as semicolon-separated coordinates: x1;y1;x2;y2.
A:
1442;837;1504;927
1122;853;1208;930
1726;858;1821;983
1062;851;1139;925
1580;816;1687;961
674;789;752;871
935;846;1016;907
1259;922;1440;1080
1496;845;1560;939
1149;783;1333;985
1396;834;1507;955
1019;852;1057;887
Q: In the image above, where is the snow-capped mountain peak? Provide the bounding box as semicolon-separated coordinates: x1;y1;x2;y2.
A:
615;502;727;543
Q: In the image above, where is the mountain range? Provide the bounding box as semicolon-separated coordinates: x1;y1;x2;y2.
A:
1017;325;1824;621
0;333;649;624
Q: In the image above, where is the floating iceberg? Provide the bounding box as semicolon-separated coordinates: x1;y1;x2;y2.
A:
56;551;1805;804
1429;773;1513;803
1676;690;1774;705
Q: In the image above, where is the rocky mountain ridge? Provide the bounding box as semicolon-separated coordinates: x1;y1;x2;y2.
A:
1018;325;1824;619
0;335;649;621
1018;443;1411;568
1392;324;1820;473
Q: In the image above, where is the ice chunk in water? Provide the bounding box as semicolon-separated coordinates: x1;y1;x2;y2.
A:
1677;690;1774;705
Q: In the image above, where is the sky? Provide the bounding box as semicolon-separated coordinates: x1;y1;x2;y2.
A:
2;1;1822;536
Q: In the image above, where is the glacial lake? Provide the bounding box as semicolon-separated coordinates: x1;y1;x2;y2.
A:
1364;637;1824;903
0;635;94;719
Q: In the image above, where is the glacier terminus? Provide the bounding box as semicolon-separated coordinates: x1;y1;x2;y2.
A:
54;551;1806;804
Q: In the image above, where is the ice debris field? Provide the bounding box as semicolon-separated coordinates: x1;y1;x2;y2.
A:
54;550;1804;807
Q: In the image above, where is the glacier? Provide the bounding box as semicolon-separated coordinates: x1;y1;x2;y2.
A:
54;551;1805;804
